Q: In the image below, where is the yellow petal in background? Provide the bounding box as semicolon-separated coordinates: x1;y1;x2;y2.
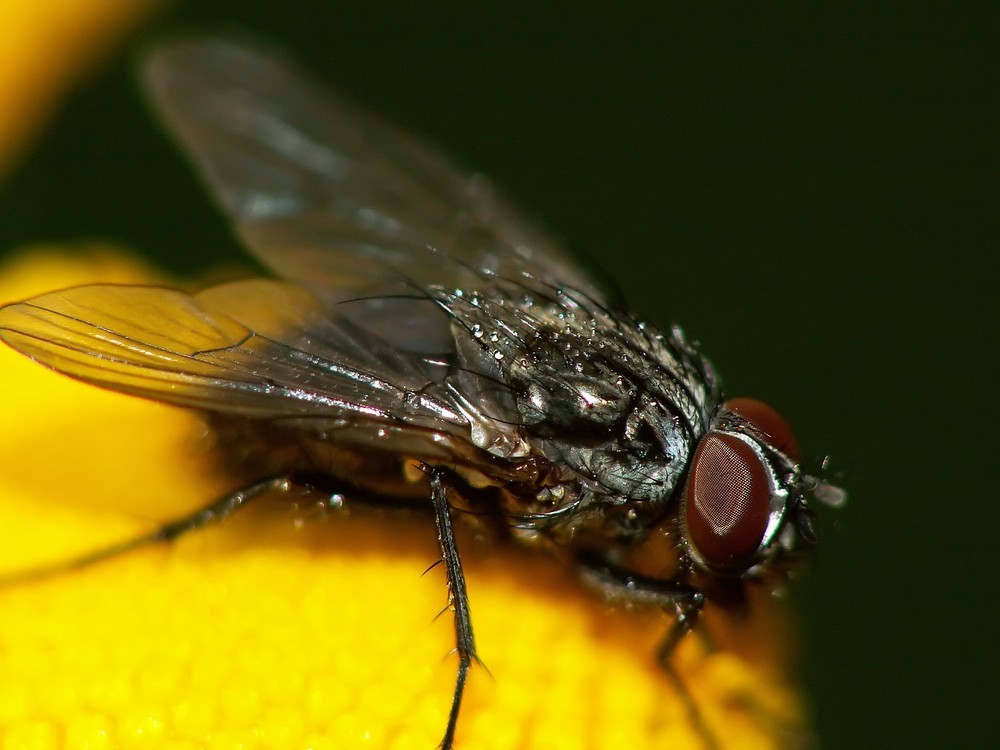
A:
0;250;808;748
0;0;161;176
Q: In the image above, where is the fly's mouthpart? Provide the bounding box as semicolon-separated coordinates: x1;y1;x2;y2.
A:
801;471;848;509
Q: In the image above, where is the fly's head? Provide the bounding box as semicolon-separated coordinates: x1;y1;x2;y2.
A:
680;398;846;581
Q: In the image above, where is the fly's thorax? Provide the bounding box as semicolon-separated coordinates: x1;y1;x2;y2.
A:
521;392;694;513
442;283;718;517
503;320;709;520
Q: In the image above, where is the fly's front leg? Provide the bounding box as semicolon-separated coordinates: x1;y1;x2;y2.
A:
577;551;718;750
654;599;719;750
428;469;479;750
0;472;327;586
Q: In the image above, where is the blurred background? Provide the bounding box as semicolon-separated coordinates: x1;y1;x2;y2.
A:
0;2;993;748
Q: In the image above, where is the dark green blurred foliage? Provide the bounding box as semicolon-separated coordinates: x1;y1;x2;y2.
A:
1;3;993;748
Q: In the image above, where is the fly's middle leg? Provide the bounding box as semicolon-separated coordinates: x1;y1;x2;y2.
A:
428;468;480;750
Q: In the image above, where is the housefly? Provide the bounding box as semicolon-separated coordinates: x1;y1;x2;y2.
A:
0;37;845;749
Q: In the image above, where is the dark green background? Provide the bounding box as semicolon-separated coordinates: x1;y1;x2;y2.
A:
1;3;993;748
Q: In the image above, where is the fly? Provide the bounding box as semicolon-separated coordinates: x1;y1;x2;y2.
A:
0;37;845;749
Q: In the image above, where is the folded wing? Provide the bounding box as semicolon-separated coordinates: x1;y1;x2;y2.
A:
142;37;609;313
0;281;466;444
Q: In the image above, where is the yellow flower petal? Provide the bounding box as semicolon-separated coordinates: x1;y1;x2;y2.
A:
0;250;809;748
0;0;161;175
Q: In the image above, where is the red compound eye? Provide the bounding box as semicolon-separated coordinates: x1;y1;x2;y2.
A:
685;432;771;571
723;397;799;460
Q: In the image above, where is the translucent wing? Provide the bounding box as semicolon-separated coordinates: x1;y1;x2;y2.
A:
0;281;472;460
141;37;608;308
